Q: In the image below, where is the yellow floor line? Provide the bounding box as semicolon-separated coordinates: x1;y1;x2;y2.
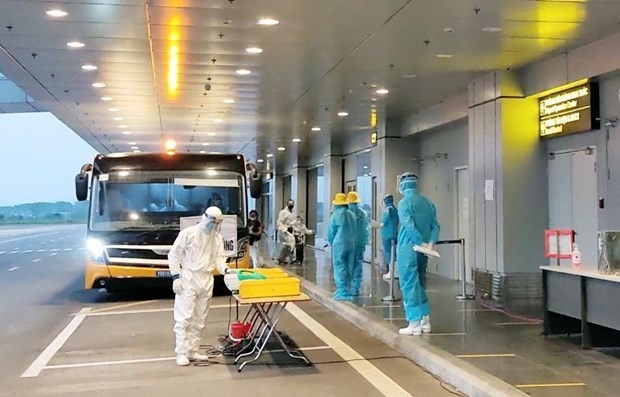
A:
88;300;159;314
516;383;586;388
457;353;515;358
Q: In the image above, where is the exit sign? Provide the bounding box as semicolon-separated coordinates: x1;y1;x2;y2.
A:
370;131;378;146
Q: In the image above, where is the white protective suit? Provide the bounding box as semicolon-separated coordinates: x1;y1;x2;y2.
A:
168;207;229;363
276;204;297;263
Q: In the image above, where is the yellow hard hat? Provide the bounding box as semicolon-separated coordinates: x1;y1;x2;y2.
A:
332;193;348;206
346;191;361;204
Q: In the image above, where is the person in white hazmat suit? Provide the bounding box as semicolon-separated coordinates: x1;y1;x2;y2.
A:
168;206;234;366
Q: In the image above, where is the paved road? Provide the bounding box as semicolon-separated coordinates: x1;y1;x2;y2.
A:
0;224;460;397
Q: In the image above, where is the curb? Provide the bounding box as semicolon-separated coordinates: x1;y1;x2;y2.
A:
272;264;530;397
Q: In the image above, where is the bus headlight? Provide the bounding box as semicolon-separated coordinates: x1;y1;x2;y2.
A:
87;238;106;263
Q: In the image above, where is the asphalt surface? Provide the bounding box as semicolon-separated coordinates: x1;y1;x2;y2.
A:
0;224;460;397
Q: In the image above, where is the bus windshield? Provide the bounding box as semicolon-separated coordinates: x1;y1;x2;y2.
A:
89;169;246;232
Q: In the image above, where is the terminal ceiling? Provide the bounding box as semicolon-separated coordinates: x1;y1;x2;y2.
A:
0;0;619;168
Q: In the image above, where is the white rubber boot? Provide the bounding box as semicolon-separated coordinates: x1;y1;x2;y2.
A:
187;352;210;361
421;315;431;333
398;321;422;336
176;354;190;366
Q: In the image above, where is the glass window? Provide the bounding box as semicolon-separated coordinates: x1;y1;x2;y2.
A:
89;169;245;231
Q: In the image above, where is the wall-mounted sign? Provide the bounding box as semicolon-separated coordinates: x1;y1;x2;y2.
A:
370;131;378;146
539;82;600;138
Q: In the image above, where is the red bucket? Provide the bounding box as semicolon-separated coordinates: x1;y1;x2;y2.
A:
229;321;251;341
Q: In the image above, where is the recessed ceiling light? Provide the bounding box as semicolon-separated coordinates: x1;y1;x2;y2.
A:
207;132;216;136
402;74;417;79
277;146;286;151
128;141;137;145
101;96;113;101
202;142;210;146
107;107;119;112
213;118;223;123
292;138;301;143
258;18;279;26
46;9;68;17
376;88;389;95
257;159;264;163
92;82;106;88
67;41;85;48
199;150;206;154
436;54;453;58
132;149;141;153
118;124;128;128
371;98;377;102
483;27;503;33
338;111;349;117
223;99;235;104
131;146;139;150
246;47;263;54
122;131;132;135
236;69;251;75
266;153;274;158
443;27;454;33
81;64;98;71
311;126;321;132
363;166;369;169
113;117;123;121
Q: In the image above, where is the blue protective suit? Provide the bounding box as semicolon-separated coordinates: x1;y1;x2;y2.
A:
397;175;440;322
381;195;399;267
349;203;369;295
327;205;356;300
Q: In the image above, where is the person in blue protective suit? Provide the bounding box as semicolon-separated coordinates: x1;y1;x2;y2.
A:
347;191;369;296
327;193;357;301
396;172;440;335
380;194;399;281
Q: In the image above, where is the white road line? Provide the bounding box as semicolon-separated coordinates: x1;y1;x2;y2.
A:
287;303;412;397
423;333;466;336
44;357;174;370
21;308;91;378
78;304;230;317
42;346;332;371
0;232;58;244
7;267;19;272
495;322;541;326
32;259;41;263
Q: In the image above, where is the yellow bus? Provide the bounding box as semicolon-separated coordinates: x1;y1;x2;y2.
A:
75;152;261;292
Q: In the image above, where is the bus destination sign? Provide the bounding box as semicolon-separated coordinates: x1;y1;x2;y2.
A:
539;82;599;138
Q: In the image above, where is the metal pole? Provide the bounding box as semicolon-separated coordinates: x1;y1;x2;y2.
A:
456;238;474;300
383;239;400;302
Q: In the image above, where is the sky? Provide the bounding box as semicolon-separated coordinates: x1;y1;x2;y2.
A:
0;112;98;206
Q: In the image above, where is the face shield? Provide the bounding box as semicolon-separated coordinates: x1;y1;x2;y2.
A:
199;206;224;233
398;172;418;195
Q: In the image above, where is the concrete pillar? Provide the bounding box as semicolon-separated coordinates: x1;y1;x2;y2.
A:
291;166;308;221
468;71;548;304
322;155;343;225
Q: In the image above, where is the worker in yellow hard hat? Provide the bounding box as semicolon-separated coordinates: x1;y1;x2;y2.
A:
347;191;369;296
327;193;356;300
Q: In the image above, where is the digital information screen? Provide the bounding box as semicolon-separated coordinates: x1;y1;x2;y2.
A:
539;82;600;138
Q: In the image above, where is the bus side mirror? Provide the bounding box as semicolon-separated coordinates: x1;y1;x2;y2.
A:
249;172;261;199
75;174;89;201
75;163;92;201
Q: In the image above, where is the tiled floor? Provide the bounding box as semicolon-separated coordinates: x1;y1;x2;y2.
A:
264;243;620;397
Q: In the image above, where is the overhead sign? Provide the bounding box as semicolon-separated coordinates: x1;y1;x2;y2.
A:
539;82;599;138
180;215;238;257
370;131;378;146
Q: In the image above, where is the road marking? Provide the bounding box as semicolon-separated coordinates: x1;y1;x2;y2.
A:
87;300;160;314
7;267;19;272
457;353;515;358
44;357;174;370
32;259;41;263
21;308;91;378
0;232;58;244
495;322;541;326
459;309;497;312
287;303;412;397
77;304;230;317
516;383;586;389
423;333;466;336
385;317;406;321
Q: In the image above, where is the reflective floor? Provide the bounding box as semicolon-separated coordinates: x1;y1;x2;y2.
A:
261;242;620;397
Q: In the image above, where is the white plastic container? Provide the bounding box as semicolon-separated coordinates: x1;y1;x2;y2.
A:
571;244;582;269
